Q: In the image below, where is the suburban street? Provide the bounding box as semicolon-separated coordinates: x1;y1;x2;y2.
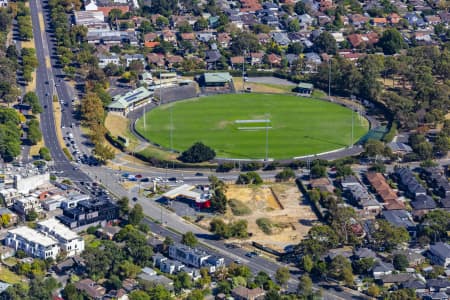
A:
26;0;377;298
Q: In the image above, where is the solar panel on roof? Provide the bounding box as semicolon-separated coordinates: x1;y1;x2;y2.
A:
124;90;145;102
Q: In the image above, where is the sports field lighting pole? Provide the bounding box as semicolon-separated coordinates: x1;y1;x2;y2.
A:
328;59;331;102
242;50;246;92
170;104;173;153
265;114;269;161
351;95;355;147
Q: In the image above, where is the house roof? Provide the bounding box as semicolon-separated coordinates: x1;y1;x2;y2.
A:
232;286;266;298
297;82;314;89
429;242;450;260
411;194;437;210
108;87;152;109
382;210;414;228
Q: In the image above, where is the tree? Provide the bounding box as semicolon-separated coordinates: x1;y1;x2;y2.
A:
210;218;231;239
181;231;198;247
287;42;304;55
179;142;216;163
433;133;449;157
352;257;375;275
117;196;130;217
119;260;141;278
393;253;409;271
129;290;150;300
194;18;208;31
372;220;410;251
27;119;42;145
129;204;144;226
174;271;192;292
26;209;38;221
275;267;290;286
378;28;406;55
310;164;326;178
187;289;204;300
287;19;300;32
275;168;296;182
313;32;337;54
384;288;417;300
301;255;314;273
93;143;115;162
23;92;42;114
236;172;263;185
231;31;260;55
297;274;313;298
294;1;309;14
367;284;381;297
62;283;83;300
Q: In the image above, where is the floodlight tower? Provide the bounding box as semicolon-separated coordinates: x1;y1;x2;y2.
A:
265;113;269;161
351;95;355;147
328;59;332;102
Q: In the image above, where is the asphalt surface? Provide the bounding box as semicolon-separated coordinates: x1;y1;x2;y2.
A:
28;1;375;298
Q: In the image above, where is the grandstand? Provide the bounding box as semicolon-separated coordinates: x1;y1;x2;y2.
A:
107;87;153;116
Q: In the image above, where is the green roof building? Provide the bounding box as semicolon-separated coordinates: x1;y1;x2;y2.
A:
107;86;153;115
203;72;232;87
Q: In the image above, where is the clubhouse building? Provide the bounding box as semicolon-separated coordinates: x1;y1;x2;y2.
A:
107;86;153;116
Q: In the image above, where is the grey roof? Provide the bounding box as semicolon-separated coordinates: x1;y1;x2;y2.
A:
429;243;450;260
205;50;221;63
411;194;437;210
272;32;290;45
402;279;426;289
381;273;416;283
373;261;394;273
354;247;377;259
387;142;412;153
427;278;450;289
382;210;415;229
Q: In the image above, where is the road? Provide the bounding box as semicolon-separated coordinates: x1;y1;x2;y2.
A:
28;1;374;298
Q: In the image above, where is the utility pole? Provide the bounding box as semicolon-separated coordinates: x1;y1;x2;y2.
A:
242;50;246;92
351;95;355;147
328;59;331;102
170;104;173;153
159;67;162;106
265;114;269;161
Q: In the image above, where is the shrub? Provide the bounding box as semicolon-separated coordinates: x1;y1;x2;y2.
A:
256;218;273;235
39;147;51;161
179;142;215;163
229;199;251;216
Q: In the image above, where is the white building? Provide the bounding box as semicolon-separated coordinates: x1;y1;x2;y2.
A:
5;226;60;260
84;0;98;11
13;196;42;215
61;193;90;209
0;0;8;7
38;219;85;257
0;188;21;207
124;54;146;67
98;53;121;68
14;172;50;194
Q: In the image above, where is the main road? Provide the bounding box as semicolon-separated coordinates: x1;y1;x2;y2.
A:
28;1;373;298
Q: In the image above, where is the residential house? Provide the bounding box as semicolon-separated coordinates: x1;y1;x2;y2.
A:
272;32;290;46
381;273;419;287
231;286;266;300
38;218;85;257
0;207;18;224
421;168;450;198
395;168;426;198
393;249;425;267
84;0;98;11
257;33;270;44
196;31;216;43
160;259;185;274
0;188;21;207
230;56;245;69
349;14;369;27
372;17;387;26
98;53;120;68
298;14;314;29
162;29;176;44
353;247;378;260
266;53;282;67
405;12;425;27
423;292;449;300
387;142;413;154
382;210;416;237
304;52;321;72
103;289;128;300
425;15;441;25
123;54;146;67
388;13;401;24
75;279;106;300
410;194;437;218
250;52;264;65
428;242;450;267
319;0;332;11
217;33;231;48
5;226;60;259
147;53;165;67
13;196;41;216
427;279;450;293
373;261;394;279
401;279;427;293
166;55;183;68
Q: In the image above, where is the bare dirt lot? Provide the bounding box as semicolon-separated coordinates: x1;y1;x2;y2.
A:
201;183;318;252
